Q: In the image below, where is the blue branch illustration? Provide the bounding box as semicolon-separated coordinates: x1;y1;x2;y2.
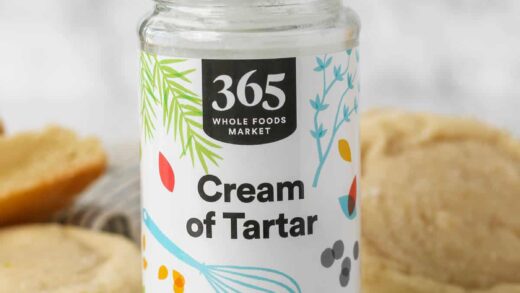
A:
310;50;359;187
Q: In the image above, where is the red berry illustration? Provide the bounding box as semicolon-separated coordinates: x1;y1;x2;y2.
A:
348;177;357;215
159;152;175;192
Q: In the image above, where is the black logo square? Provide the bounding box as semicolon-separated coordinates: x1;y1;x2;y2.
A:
202;58;297;145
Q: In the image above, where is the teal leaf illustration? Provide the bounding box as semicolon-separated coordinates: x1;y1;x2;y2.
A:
319;103;330;111
343;105;351;122
314;57;325;72
347;73;354;89
310;124;327;139
346;49;353;56
317;124;327;138
310;130;319;139
333;65;344;81
339;177;358;220
324;56;333;68
310;94;320;110
320;129;328;138
316;57;324;67
339;196;357;220
315;56;332;72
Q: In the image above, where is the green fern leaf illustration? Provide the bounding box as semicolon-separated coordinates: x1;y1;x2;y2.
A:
140;52;159;141
139;52;222;173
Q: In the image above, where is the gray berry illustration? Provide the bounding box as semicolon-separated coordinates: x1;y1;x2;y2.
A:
332;240;344;260
340;257;351;287
341;257;351;272
321;248;335;268
340;268;350;287
353;241;359;260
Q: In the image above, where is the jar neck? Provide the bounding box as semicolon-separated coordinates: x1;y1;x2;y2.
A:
154;0;343;32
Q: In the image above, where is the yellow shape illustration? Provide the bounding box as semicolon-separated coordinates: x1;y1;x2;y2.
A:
158;265;169;280
338;139;352;162
173;270;185;293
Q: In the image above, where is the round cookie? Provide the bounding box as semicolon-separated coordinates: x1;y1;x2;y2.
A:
0;224;141;293
360;110;520;293
0;127;107;226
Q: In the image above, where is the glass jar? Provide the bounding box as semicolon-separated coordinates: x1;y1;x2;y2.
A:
139;1;361;292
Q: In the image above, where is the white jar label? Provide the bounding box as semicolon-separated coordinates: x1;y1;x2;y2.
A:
140;49;361;293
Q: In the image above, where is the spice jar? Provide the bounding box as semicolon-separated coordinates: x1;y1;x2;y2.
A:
139;0;361;292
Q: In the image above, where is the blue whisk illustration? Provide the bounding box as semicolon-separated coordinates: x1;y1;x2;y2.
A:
143;209;302;293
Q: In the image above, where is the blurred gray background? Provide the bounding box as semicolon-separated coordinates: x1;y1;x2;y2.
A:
0;0;519;145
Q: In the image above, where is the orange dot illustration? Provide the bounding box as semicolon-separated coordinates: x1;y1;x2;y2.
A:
158;265;169;280
338;139;352;162
143;258;148;270
173;270;185;293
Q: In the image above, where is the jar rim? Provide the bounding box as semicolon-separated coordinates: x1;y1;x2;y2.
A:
153;0;345;31
155;0;340;5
